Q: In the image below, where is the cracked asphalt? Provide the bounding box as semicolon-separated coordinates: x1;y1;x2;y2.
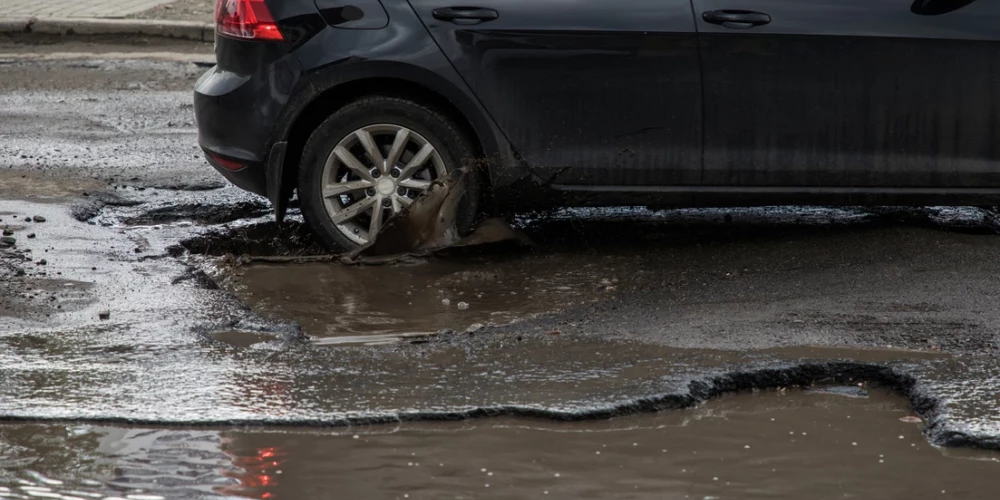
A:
3;37;1000;499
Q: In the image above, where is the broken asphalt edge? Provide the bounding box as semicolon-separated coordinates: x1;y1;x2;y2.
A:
0;360;992;452
0;17;214;42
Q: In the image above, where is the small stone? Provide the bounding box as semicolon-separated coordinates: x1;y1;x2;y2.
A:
457;301;469;310
14;268;25;277
0;236;16;246
466;323;484;333
24;217;32;222
98;310;111;320
37;259;47;265
899;416;922;423
441;298;450;306
26;233;35;239
2;229;12;236
599;278;612;286
544;329;561;335
32;216;46;223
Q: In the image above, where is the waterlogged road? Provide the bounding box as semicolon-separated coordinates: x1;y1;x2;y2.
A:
3;390;998;499
3;41;1000;498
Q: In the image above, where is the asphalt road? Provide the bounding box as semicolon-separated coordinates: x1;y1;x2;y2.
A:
2;39;1000;459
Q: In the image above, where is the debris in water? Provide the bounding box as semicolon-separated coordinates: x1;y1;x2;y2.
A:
899;416;922;423
807;385;869;399
343;168;531;264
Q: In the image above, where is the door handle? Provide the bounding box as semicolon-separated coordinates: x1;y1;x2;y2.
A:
702;10;771;29
432;7;499;24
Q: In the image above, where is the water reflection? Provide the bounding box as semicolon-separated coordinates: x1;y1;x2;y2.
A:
3;389;1000;499
216;442;286;499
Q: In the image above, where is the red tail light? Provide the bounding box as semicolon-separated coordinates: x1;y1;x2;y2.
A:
207;152;248;171
215;0;284;41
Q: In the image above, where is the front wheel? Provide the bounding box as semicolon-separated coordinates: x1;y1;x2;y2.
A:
298;96;481;252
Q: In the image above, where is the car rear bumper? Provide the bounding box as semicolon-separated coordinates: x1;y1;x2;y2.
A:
193;39;306;198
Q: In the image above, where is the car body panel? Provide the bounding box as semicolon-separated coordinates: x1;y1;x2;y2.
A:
195;0;1000;219
693;0;1000;187
405;0;703;186
314;0;389;29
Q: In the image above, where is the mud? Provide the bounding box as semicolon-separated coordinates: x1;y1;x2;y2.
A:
1;389;998;499
230;250;610;339
217;205;1000;355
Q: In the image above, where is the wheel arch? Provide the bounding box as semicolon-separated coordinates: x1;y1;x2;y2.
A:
271;62;503;221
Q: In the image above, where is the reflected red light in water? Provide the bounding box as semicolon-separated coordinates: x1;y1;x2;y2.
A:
215;444;286;499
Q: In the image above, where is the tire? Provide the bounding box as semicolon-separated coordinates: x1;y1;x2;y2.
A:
298;96;482;252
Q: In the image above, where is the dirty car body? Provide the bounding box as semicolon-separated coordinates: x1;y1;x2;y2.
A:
195;0;1000;249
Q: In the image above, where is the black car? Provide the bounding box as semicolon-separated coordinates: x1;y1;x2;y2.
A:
195;0;997;251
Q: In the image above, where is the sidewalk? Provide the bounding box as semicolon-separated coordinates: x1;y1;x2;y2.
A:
1;0;214;40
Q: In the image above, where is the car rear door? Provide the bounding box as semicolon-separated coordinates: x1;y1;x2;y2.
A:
693;0;1000;188
405;0;703;187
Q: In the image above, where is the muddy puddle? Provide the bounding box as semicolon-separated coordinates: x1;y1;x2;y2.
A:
228;252;622;342
209;205;1000;345
2;389;997;499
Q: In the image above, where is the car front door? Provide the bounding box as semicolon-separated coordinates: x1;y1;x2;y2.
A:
405;0;703;187
693;0;1000;188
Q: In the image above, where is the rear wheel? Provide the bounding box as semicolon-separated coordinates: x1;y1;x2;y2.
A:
298;96;481;251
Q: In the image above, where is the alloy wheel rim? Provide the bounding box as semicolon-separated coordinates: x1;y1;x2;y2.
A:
321;124;446;246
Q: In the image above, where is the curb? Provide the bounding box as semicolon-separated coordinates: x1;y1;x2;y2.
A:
0;17;214;41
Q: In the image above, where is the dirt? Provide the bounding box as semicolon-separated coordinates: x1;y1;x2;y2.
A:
2;389;998;499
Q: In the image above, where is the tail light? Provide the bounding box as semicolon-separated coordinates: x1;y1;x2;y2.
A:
215;0;284;41
207;152;248;171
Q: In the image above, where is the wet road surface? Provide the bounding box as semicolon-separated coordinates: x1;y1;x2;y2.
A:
2;390;999;499
4;40;1000;498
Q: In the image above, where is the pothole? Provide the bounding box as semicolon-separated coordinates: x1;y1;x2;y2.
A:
171;221;325;257
121;200;270;226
